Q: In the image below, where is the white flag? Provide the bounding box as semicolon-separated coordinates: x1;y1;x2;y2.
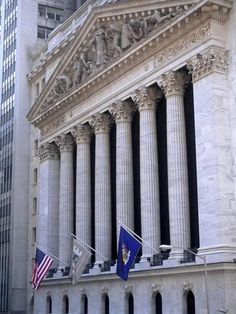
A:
70;239;92;284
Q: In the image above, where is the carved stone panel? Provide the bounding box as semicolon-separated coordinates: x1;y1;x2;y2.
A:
41;7;186;111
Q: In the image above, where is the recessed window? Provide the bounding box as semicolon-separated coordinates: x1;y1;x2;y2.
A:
41;77;45;88
33;197;37;215
37;26;53;39
33;168;38;185
34;139;38;156
32;227;36;243
35;82;39;97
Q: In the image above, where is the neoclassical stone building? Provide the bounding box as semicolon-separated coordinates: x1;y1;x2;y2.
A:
27;0;236;313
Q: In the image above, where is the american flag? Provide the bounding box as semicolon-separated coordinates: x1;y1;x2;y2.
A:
32;248;53;290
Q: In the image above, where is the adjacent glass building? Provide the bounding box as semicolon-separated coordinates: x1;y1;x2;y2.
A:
0;1;77;313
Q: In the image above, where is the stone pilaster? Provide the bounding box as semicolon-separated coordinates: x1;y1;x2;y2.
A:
159;71;190;258
55;133;74;267
109;100;136;244
187;49;236;260
38;143;60;266
71;124;92;246
90;113;112;264
133;87;162;258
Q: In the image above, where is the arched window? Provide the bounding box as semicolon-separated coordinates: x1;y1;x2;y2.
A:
63;295;69;314
187;291;195;314
46;296;52;314
103;294;109;314
155;292;162;314
81;294;88;314
29;296;34;314
128;293;134;314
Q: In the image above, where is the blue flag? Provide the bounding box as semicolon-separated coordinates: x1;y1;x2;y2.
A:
116;226;141;281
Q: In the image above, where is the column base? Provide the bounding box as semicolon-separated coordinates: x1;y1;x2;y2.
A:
53;269;63;279
163;258;180;267
89;266;101;275
197;245;236;263
140;254;152;262
93;261;103;268
169;248;184;260
57;266;70;277
135;260;150;270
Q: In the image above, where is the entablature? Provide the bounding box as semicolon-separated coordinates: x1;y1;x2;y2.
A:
27;0;232;132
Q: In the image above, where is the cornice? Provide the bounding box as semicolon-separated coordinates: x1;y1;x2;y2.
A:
27;0;232;129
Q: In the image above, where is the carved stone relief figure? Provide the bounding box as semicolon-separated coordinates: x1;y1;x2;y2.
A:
142;10;170;36
53;75;71;96
43;6;185;110
86;23;108;67
72;51;90;86
121;19;141;49
109;23;122;57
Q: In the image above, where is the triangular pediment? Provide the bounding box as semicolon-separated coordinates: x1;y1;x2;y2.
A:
27;0;232;127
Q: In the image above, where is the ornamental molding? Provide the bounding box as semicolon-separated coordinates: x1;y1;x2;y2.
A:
152;283;161;293
27;0;232;129
159;71;190;97
100;287;108;294
80;288;86;295
132;86;163;111
124;284;133;294
187;46;229;82
154;21;211;69
71;124;92;144
38;143;59;162
109;100;136;122
90;113;113;134
55;133;74;152
41;115;65;137
182;280;193;292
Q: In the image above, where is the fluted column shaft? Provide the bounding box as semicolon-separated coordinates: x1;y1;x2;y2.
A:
160;71;190;257
72;124;92;246
90;113;112;264
38;143;60;266
134;87;161;258
55;134;74;267
110;101;135;244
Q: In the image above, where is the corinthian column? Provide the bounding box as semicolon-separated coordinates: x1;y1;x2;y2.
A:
133;87;162;259
90;113;112;264
72;124;92;246
55;134;74;267
109;100;136;244
159;71;190;258
38;143;60;266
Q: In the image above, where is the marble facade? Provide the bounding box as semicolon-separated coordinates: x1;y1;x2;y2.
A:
27;0;236;313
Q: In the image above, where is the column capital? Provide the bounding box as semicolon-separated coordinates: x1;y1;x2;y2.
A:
90;113;112;134
109;100;136;122
38;142;59;162
55;133;74;152
132;87;162;111
159;71;190;97
187;47;228;82
71;124;92;144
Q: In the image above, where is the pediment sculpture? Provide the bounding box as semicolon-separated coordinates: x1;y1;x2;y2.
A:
44;6;185;109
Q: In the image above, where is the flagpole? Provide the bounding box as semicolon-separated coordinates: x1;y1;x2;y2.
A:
117;220;160;255
36;244;68;267
70;233;109;261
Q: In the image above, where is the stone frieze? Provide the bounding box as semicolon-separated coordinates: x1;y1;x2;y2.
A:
41;7;186;113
